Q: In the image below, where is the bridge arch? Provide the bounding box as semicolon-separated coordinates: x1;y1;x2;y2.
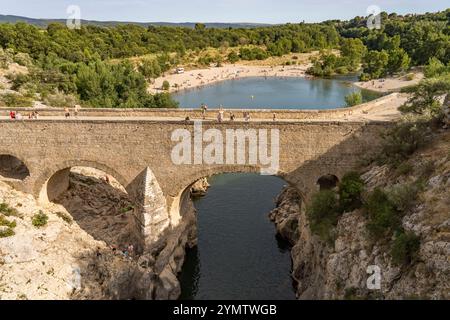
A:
317;174;339;191
167;165;305;227
35;160;129;203
0;153;31;181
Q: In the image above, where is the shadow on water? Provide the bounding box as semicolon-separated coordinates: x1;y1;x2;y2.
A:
179;173;296;301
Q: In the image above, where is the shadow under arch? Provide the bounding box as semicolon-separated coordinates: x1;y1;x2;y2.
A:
37;162;144;252
0;153;31;181
317;174;339;191
34;159;129;203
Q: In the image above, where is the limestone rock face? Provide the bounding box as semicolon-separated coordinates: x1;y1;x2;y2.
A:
271;131;450;300
268;187;302;244
190;178;210;197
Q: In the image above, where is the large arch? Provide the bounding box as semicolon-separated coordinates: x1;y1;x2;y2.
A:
167;165;305;228
35;160;129;203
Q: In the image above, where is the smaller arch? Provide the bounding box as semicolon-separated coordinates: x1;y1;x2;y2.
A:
36;160;129;203
0;154;30;180
317;174;339;191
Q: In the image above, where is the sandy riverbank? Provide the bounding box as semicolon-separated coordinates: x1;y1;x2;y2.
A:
354;71;424;93
149;64;311;94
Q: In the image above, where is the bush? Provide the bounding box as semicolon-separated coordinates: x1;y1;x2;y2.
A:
0;215;17;228
0;203;20;217
388;183;420;213
0;227;15;238
338;172;365;212
55;212;72;224
42;91;78;108
32;211;48;228
228;51;240;64
162;80;170;91
345;92;363;107
377;121;430;166
365;188;401;239
395;162;413;176
0;93;33;108
13;53;33;67
391;232;420;266
307;190;340;244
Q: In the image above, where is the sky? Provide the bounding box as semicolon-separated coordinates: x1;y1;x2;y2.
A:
0;0;448;24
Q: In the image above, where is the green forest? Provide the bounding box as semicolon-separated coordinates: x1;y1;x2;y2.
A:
0;9;449;108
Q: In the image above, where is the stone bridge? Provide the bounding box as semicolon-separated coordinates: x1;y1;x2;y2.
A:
0;116;391;248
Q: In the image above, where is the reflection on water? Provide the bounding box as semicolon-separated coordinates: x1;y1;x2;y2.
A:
173;76;380;109
179;174;296;300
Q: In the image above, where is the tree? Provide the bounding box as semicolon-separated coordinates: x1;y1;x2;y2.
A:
386;48;411;74
228;51;240;63
399;75;450;117
340;38;366;70
424;57;449;78
361;50;389;80
345;91;363;107
162;80;170;91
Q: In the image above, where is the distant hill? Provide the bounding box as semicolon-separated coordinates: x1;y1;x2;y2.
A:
0;14;272;29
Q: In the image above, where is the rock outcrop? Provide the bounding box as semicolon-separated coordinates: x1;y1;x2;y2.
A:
190;178;210;197
270;131;450;300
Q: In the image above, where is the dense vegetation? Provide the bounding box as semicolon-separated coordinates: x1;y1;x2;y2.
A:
0;9;448;108
308;10;450;79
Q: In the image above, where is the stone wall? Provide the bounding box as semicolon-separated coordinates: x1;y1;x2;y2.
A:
0;93;398;121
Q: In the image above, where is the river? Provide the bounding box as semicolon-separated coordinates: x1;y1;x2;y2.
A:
173;76;380;109
179;173;296;300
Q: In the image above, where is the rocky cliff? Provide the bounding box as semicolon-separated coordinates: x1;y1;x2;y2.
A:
270;130;449;300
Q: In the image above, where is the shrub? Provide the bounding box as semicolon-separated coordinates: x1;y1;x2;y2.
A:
42;91;78;108
0;203;20;217
391;232;421;266
55;212;72;224
162;80;170;91
0;215;17;228
395;162;413;176
338;172;365;212
388;183;420;213
307;190;340;244
405;73;415;81
0;227;15;238
377;121;430;167
120;205;135;214
365;188;401;239
13;53;33;67
0;93;33;108
32;211;48;228
345;92;363;107
227;51;240;64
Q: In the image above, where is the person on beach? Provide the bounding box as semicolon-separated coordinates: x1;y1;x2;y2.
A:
230;113;235;121
273;113;277;122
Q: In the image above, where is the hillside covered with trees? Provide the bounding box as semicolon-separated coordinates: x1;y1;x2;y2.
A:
0;9;448;108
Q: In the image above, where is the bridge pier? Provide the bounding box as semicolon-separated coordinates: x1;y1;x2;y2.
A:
127;167;171;250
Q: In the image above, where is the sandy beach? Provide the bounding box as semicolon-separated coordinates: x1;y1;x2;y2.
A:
149;64;311;94
354;71;424;93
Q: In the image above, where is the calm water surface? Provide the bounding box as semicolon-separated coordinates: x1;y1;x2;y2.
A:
173;76;380;109
179;174;296;300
